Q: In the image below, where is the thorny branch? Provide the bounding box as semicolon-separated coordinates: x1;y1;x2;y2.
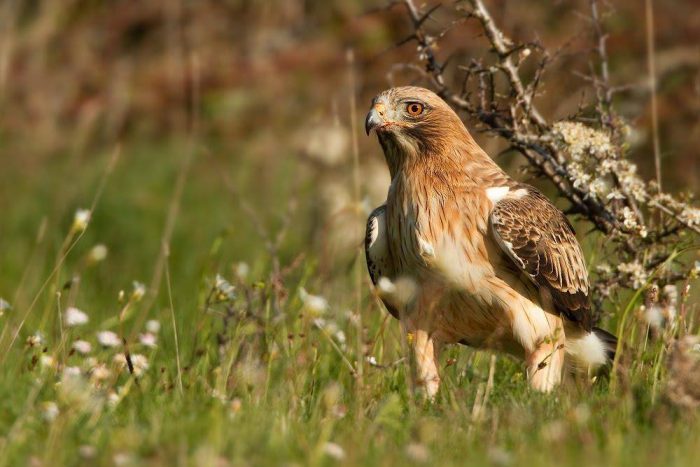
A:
394;0;699;310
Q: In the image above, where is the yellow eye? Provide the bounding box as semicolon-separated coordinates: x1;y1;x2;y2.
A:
406;102;424;116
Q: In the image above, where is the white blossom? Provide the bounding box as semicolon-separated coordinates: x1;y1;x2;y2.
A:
553;121;613;161
97;331;121;347
618;261;648;289
235;262;250;280
146;320;161;334
139;332;157;348
681;207;700;227
131;281;146;302
298;288;328;315
214;274;236;302
113;353;149;376
0;297;11;317
42;401;59;422
90;363;111;382
64;307;89;327
87;244;108;263
72;340;92;355
27;332;43;347
72;209;91;232
40;355;56;369
62;366;81;378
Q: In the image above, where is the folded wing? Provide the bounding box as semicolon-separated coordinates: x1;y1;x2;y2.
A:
489;187;592;330
365;205;399;319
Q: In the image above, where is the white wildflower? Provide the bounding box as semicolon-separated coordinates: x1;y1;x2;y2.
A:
620;207;638;230
42;401;59;422
334;330;346;345
589;178;610;200
553;121;613;161
661;284;678;324
298;287;328;315
606;190;625;201
62;366;81;378
90;363;111;383
113;353;149;376
323;442;346;461
131;354;150;375
72;340;92;355
72;209;91;233
366;355;378;366
139;332;157;348
40;355;56;369
146;320;161;334
97;331;121;348
0;297;11;317
681;207;700;227
87;244;108;263
214;274;236;302
313;318;340;337
107;390;120;407
234;262;250;280
644;304;664;330
599;158;618;175
27;332;43;347
64;306;89;327
617;161;648;202
618;261;648;289
130;281;146;302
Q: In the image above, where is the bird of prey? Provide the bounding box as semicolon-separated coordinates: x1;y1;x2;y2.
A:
364;86;616;396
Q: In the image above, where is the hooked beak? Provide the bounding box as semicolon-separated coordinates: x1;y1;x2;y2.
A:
365;106;384;135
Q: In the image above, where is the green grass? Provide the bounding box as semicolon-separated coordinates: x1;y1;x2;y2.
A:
0;139;698;466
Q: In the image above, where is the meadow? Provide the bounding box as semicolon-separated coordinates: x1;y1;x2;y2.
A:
0;1;699;465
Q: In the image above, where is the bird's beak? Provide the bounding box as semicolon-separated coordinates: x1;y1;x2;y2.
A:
365;106;384;135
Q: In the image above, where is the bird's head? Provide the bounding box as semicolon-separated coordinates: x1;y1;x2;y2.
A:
365;86;466;157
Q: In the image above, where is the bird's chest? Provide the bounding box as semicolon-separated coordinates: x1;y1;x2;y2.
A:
385;182;493;288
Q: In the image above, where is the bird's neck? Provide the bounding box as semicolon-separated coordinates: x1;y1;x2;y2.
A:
381;129;511;192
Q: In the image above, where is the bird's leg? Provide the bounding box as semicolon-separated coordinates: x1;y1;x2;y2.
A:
410;328;442;400
525;331;565;392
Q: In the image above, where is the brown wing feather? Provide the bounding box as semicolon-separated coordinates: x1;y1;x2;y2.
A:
489;186;592;330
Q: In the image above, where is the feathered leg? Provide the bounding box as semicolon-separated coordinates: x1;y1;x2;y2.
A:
404;287;443;400
411;328;442;399
525;326;565;392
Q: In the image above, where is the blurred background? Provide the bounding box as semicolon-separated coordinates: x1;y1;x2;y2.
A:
0;0;698;321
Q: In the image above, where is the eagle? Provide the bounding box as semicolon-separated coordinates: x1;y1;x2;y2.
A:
364;86;617;396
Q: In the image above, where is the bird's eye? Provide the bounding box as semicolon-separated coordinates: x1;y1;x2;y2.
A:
406;102;424;116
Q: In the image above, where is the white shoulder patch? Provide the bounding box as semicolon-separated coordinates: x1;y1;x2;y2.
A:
512;188;528;199
486;186;510;203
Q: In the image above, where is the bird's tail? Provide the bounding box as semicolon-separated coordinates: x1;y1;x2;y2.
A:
565;327;618;371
